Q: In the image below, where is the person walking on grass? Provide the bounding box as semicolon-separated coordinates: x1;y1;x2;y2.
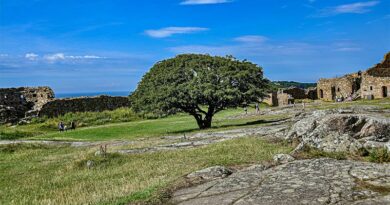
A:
70;121;77;130
255;103;260;114
58;121;65;132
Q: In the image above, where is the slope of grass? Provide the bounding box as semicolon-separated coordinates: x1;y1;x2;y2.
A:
0;137;293;205
1;105;275;141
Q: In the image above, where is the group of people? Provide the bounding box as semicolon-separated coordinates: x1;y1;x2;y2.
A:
244;103;261;115
58;121;77;132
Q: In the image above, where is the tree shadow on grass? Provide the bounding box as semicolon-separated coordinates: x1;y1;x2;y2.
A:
166;118;289;135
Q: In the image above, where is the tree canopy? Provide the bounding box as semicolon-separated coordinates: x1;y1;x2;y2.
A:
131;54;269;129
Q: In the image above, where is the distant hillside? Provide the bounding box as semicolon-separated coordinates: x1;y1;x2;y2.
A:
271;81;317;90
366;52;390;77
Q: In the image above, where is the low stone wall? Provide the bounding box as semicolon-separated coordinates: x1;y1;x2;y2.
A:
39;96;131;117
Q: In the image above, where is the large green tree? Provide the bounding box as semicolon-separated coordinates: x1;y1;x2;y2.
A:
131;54;269;129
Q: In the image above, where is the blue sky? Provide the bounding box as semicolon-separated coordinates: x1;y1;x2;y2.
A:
0;0;389;93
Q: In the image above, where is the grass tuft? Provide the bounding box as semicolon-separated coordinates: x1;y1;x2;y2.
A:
368;148;390;163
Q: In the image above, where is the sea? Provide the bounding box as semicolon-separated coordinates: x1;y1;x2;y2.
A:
55;91;131;99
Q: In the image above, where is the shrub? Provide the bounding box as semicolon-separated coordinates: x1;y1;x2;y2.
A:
369;148;390;163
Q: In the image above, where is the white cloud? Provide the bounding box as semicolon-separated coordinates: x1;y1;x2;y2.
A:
83;55;103;59
0;54;9;57
44;53;65;61
145;27;208;38
43;53;104;62
169;36;362;58
67;55;104;59
318;1;380;17
234;35;268;44
180;0;231;5
25;53;39;60
335;47;362;52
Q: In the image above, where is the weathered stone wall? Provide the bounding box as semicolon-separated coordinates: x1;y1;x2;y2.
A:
264;86;317;107
263;92;278;106
277;93;293;106
361;73;390;99
0;87;54;123
283;87;306;99
305;87;318;100
39;96;131;117
317;74;359;101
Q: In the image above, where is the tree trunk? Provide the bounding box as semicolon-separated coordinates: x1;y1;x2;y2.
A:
194;114;213;129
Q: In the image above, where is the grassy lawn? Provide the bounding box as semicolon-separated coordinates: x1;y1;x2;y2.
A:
308;98;390;110
0;137;293;205
1;105;283;141
2;98;389;142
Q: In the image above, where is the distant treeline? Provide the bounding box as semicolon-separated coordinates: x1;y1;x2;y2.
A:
270;81;317;91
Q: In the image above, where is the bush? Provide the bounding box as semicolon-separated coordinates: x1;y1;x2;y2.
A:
0;130;34;140
293;145;347;160
31;108;140;129
369;148;390;163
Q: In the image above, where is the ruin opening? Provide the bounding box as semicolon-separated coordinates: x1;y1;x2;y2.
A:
331;86;336;100
383;86;388;98
320;89;324;98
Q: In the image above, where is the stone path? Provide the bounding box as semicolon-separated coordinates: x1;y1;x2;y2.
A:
171;158;390;205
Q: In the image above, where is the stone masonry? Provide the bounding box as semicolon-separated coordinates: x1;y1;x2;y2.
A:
39;95;130;117
0;87;130;124
361;53;390;99
317;52;390;102
317;73;361;101
0;87;54;123
264;87;316;107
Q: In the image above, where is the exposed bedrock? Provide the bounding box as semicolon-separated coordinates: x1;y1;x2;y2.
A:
172;158;390;205
286;109;390;153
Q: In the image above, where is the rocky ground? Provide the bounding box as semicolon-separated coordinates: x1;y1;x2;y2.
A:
171;158;390;205
170;105;390;205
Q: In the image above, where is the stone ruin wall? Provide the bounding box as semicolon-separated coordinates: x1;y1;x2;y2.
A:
0;87;131;124
317;76;356;101
0;87;54;123
39;96;131;118
263;92;278;106
305;87;318;100
276;93;292;106
317;52;390;102
361;73;390;99
0;87;54;110
264;86;316;107
283;87;306;99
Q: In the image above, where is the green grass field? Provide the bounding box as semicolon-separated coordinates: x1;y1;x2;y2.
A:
0;98;389;204
1;104;279;141
0;138;293;205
